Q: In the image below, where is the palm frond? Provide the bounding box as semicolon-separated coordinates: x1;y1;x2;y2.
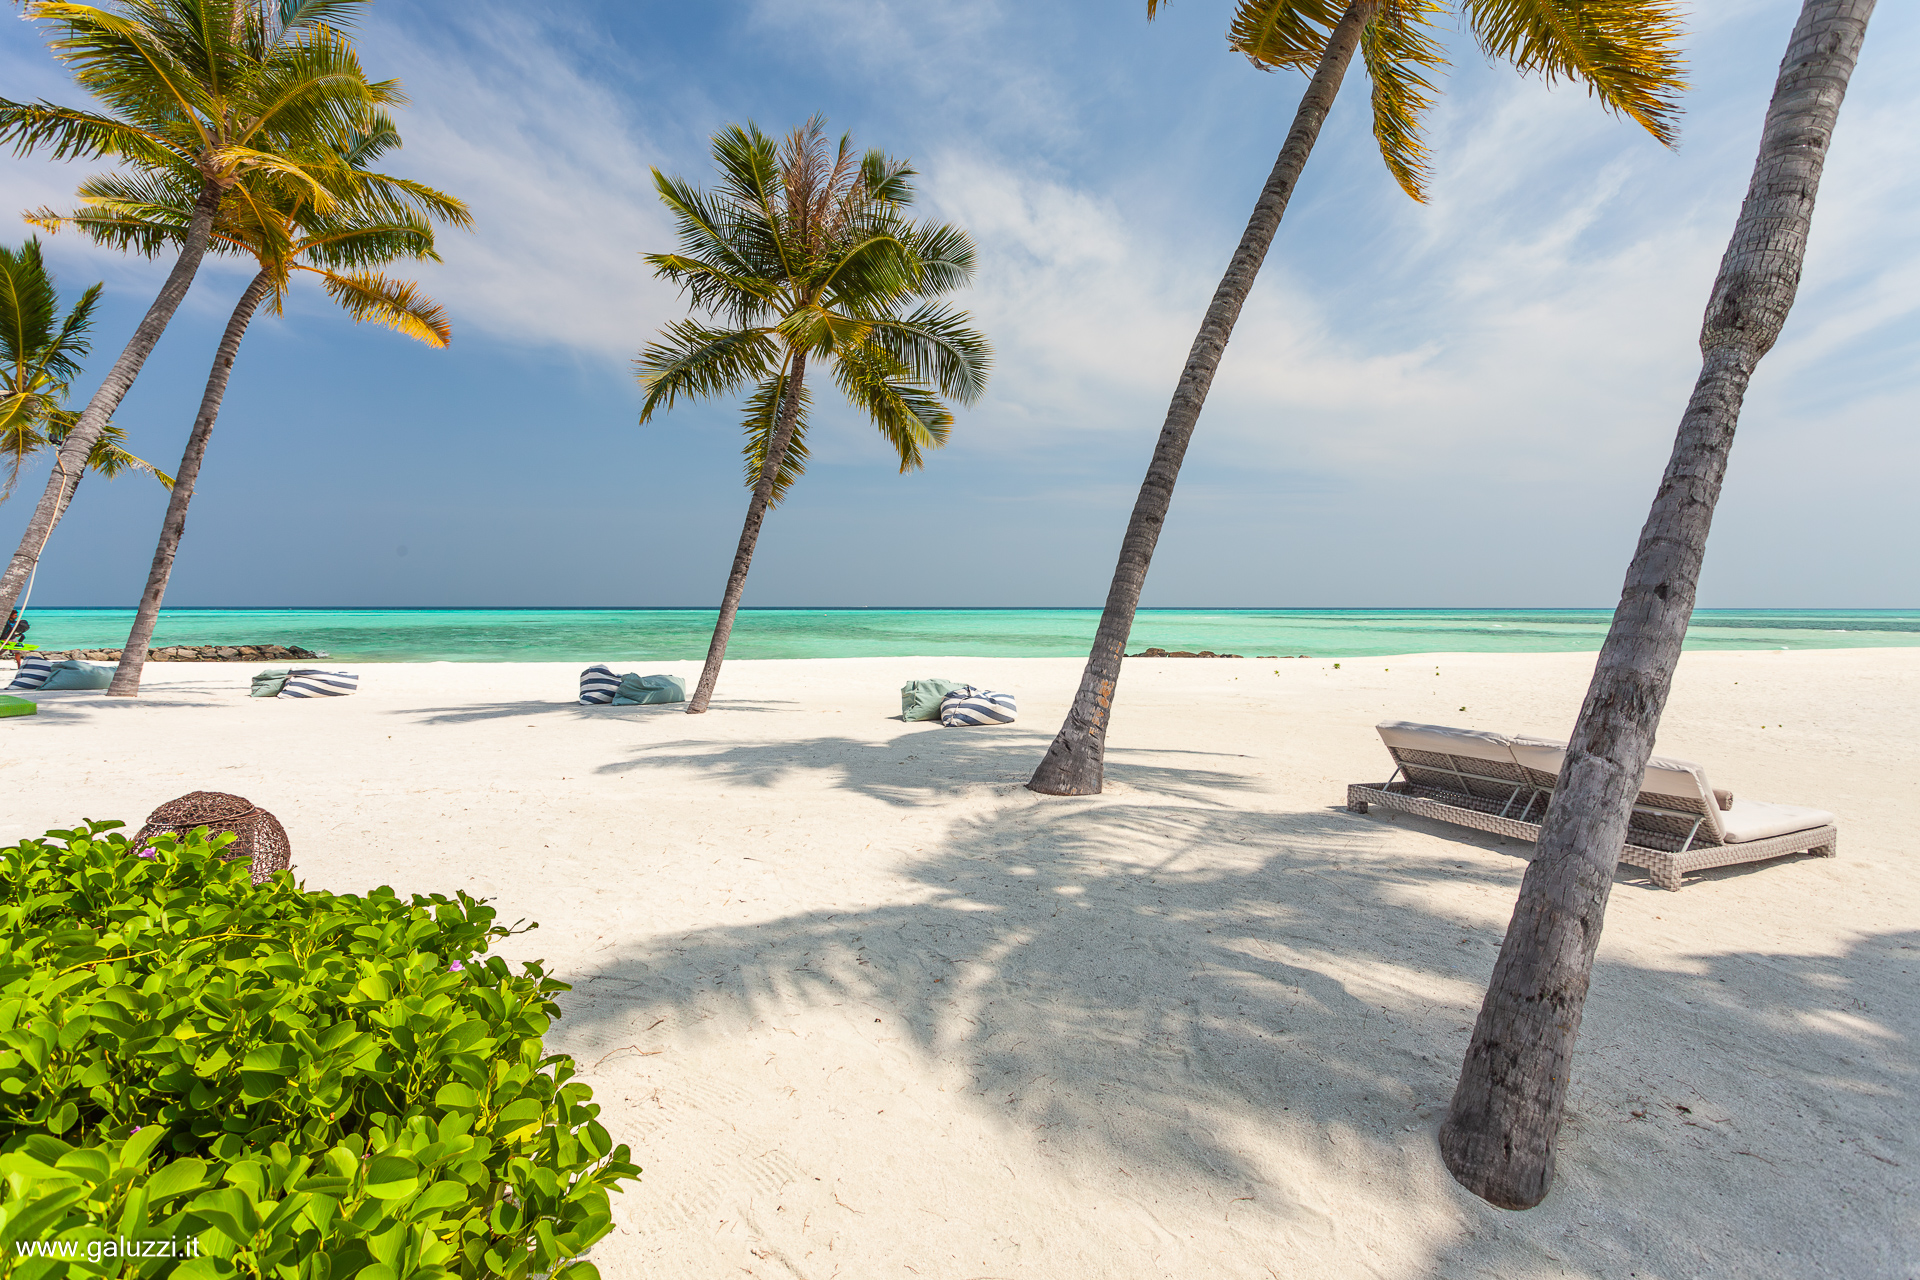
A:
0;393;55;501
830;341;952;473
0;240;60;371
314;270;450;346
1461;0;1686;146
863;303;993;405
635;320;778;424
0;97;176;164
1363;0;1448;201
1226;0;1342;73
739;366;812;505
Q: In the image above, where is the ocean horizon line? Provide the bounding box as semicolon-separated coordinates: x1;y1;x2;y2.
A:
24;604;1919;613
15;605;1918;664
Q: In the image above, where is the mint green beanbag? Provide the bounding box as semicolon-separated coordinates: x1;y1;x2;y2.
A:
901;678;962;721
0;694;35;719
612;673;687;705
251;668;292;698
39;660;112;690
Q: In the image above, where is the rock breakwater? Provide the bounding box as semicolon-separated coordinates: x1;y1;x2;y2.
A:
38;644;323;662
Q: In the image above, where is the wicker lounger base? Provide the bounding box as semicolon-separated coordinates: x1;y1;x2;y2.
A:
1345;782;1837;891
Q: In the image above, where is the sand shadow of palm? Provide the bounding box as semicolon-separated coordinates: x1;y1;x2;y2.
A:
550;793;1907;1274
592;727;1259;806
401;698;800;726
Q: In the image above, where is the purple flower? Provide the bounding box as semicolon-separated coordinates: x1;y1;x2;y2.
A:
448;961;465;972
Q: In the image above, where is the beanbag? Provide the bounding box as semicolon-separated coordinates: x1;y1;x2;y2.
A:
40;660;113;691
251;668;292;698
612;673;687;705
901;678;963;722
278;669;358;698
579;664;621;705
940;686;1016;726
6;656;54;690
0;694;35;719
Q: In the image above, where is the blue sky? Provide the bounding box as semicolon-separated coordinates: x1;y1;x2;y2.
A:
3;0;1915;608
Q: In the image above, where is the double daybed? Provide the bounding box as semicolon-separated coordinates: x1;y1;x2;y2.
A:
1346;720;1838;890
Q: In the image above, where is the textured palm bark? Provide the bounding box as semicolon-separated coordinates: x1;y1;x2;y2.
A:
1440;0;1875;1210
108;271;272;697
1028;0;1378;796
687;350;807;714
0;182;222;619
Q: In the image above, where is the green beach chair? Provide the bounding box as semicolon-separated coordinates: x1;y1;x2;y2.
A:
0;694;36;719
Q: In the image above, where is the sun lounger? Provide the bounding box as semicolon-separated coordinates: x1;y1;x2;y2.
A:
1345;720;1837;890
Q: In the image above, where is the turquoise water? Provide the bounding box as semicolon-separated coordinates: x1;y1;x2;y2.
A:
13;608;1918;663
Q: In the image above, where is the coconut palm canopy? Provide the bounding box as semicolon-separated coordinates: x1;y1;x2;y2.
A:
637;119;991;504
30;115;469;346
0;0;401;204
1153;0;1685;198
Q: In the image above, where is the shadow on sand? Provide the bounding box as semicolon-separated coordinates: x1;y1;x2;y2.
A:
542;731;1910;1275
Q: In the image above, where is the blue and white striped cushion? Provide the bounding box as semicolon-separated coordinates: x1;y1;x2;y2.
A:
277;669;358;698
6;656;54;690
940;686;1016;726
579;664;621;704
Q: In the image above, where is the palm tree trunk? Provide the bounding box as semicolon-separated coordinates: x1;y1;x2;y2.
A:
1439;0;1875;1211
686;350;807;714
107;271;272;697
0;181;222;619
1027;0;1378;796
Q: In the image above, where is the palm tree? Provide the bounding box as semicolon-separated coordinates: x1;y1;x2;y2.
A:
1;237;173;506
27;119;469;695
637;119;991;714
0;0;396;621
1027;0;1686;795
1440;0;1876;1210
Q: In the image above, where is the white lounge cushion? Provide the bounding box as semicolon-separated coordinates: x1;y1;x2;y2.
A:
1717;798;1836;844
1512;734;1712;801
1508;734;1566;776
1376;721;1514;764
1509;733;1724;841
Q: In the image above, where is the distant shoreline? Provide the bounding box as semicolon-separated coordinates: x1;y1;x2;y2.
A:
13;606;1916;665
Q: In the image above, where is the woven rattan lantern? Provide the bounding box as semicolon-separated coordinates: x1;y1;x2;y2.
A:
132;791;291;885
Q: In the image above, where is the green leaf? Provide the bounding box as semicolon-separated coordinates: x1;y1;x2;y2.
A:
362;1156;420;1200
432;1082;478;1110
146;1158;210;1204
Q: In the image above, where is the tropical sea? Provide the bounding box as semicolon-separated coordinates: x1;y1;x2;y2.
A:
14;607;1919;664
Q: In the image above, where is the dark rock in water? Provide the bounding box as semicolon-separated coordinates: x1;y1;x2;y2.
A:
1126;648;1244;658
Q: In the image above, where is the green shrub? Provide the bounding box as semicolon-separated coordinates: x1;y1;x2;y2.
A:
0;822;638;1279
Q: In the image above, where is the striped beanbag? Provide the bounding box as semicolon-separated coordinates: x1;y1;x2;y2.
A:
6;656;55;690
579;664;621;704
277;669;359;698
940;686;1016;727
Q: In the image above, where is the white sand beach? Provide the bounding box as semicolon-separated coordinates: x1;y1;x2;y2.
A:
4;649;1914;1278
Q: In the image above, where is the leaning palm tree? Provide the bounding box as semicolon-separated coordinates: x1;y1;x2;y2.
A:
28;119;468;695
1441;0;1876;1211
1027;0;1687;795
0;0;396;621
638;119;991;714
